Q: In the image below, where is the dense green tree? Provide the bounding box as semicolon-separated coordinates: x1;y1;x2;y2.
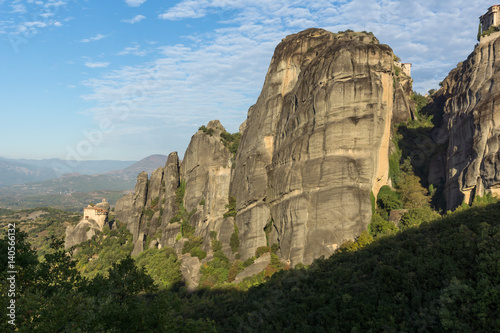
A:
399;206;440;229
377;185;403;215
135;247;182;289
369;213;398;237
397;160;431;209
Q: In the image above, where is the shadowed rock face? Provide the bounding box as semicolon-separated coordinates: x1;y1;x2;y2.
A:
115;154;181;255
115;171;149;255
65;221;97;249
231;29;411;264
180;120;232;238
432;35;500;209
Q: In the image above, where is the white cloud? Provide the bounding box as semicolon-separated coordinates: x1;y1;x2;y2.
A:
118;44;150;56
122;15;146;24
40;13;54;18
80;33;107;43
11;3;26;13
23;21;48;28
159;0;210;20
81;0;494;156
125;0;146;7
85;62;110;68
45;1;67;8
16;19;63;35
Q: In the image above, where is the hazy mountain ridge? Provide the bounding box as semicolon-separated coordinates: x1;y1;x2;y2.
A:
105;154;169;179
0;154;168;210
0;159;58;186
0;156;136;186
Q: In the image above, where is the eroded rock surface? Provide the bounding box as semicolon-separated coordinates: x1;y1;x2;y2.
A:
233;253;271;284
114;122;235;274
180;120;233;248
179;254;202;291
231;29;411;264
112;29;413;284
431;34;500;209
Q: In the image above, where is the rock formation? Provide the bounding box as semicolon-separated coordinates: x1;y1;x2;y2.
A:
114;120;235;256
231;29;412;264
430;33;500;209
65;199;110;249
90;29;414;275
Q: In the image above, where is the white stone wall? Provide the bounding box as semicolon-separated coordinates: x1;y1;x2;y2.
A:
481;5;500;32
83;207;107;230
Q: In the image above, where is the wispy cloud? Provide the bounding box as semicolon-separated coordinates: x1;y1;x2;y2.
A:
85;62;110;68
2;0;69;38
80;33;107;43
82;0;492;153
45;1;68;8
16;19;63;35
118;44;150;56
158;0;210;20
11;3;26;13
125;0;146;7
121;15;146;24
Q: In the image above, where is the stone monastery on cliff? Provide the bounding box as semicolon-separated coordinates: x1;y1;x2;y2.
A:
65;199;110;249
480;5;500;32
83;199;110;230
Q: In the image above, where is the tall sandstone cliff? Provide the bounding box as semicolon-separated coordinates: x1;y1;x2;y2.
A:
430;34;500;210
232;29;411;264
114;28;412;267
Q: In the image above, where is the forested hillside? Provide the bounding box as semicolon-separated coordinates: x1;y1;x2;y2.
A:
0;207;80;258
1;200;498;332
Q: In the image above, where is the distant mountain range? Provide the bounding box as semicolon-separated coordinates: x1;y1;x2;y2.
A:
0;155;168;186
105;154;170;179
0;154;168;210
0;158;58;186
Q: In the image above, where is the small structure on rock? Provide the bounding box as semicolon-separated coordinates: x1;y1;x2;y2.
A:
83;199;110;230
65;199;110;249
480;5;500;33
394;62;412;77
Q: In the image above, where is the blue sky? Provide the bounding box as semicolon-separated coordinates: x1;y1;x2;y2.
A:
0;0;493;161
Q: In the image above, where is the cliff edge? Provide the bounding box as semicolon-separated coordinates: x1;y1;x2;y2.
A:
431;33;500;209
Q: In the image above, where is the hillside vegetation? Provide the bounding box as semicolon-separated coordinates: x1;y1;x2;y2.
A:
0;207;80;258
1;200;499;332
3;90;499;331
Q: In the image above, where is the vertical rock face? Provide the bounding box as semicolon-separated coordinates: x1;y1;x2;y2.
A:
180;120;232;239
115;171;149;255
110;28;413;269
231;29;336;260
114;121;235;256
231;29;411;264
159;153;180;248
160;152;180;226
433;35;500;209
115;154;182;254
170;120;235;252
